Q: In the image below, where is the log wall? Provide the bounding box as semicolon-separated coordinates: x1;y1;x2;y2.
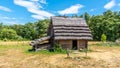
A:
77;40;87;49
58;40;72;49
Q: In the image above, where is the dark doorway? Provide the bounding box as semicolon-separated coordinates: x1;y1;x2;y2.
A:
72;40;77;50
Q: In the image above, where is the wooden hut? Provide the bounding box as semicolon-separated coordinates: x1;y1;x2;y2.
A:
30;17;92;50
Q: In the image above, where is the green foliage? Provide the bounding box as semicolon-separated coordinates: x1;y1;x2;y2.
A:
0;28;18;40
101;34;107;42
36;19;50;38
84;12;91;24
0;10;119;41
3;38;7;41
89;10;120;41
15;36;23;41
9;19;50;40
53;43;66;53
22;23;38;40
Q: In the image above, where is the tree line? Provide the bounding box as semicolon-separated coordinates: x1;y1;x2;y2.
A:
0;19;49;41
0;10;119;41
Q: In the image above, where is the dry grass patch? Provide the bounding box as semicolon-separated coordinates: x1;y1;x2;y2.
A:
0;41;30;46
0;41;120;68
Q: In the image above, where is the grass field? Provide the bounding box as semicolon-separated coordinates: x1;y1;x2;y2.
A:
0;41;120;68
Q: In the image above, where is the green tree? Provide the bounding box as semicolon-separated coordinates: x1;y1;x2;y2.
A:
0;28;18;40
36;19;50;38
10;24;23;36
89;10;120;41
0;10;119;41
21;22;38;40
84;12;91;25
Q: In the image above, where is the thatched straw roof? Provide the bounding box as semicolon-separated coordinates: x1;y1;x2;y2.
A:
50;17;92;40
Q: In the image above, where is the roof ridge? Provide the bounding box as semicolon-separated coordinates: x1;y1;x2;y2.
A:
51;16;84;20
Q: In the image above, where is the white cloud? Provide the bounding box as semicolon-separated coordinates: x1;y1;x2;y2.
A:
32;15;46;19
58;4;83;15
0;6;11;12
31;0;39;2
31;0;46;4
90;9;95;12
104;0;116;9
14;0;54;20
2;16;16;20
0;15;19;25
39;0;47;4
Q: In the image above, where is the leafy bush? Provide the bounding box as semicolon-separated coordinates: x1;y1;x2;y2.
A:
15;36;23;41
53;43;66;53
3;38;7;41
101;34;107;42
0;28;18;40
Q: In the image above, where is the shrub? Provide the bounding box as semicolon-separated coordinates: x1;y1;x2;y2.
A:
3;38;7;41
101;34;107;42
0;28;18;40
15;36;23;41
53;43;66;53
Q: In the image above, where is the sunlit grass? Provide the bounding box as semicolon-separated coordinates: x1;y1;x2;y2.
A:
0;41;120;68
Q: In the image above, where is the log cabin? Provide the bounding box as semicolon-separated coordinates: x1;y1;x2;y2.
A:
30;17;92;51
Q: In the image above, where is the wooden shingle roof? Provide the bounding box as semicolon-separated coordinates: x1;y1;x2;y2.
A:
30;36;51;46
51;17;92;40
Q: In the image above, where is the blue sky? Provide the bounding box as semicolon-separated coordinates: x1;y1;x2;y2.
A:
0;0;120;25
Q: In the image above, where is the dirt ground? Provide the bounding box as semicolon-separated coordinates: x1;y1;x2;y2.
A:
0;41;120;68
